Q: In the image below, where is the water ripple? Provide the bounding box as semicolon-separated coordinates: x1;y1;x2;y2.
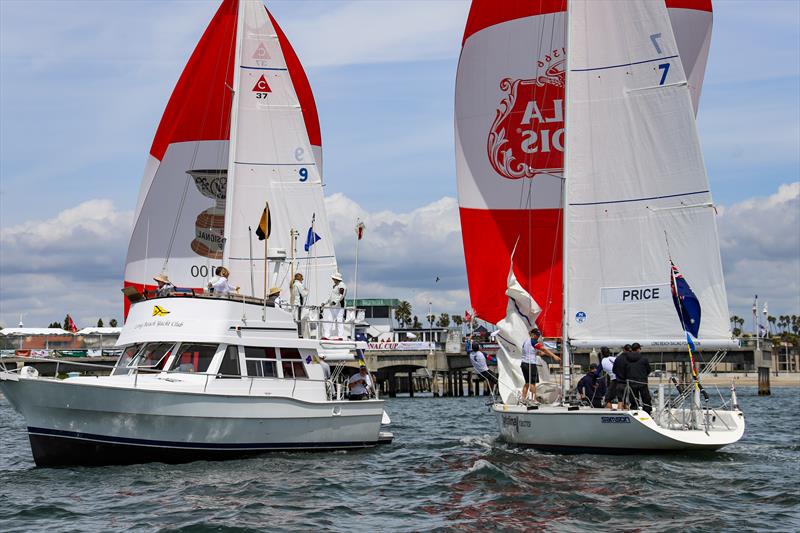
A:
1;387;799;531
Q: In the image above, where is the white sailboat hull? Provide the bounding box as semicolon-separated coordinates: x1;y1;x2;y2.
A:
493;403;745;452
0;373;385;467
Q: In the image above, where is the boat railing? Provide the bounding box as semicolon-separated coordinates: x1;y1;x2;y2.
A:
1;357;377;402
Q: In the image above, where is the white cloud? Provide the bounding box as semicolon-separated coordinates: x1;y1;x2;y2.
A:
2;186;797;330
325;193;469;318
0;200;132;328
718;182;800;322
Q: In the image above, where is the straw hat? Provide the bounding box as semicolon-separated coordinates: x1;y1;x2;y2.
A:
153;273;170;284
331;272;343;281
219;266;230;277
268;286;281;296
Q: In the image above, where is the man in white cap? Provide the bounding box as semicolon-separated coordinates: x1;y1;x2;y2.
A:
323;272;347;339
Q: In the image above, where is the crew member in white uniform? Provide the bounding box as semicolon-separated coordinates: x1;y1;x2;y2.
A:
348;366;373;400
323;272;347;339
209;266;238;295
290;273;309;324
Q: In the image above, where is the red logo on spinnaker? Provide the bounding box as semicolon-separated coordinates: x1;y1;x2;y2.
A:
487;56;565;180
252;75;272;93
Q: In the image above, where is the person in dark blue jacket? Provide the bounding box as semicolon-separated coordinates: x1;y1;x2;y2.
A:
577;363;606;408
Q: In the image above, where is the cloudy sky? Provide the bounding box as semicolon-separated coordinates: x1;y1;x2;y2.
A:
0;0;798;330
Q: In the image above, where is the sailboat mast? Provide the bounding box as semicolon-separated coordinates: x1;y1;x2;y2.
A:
560;0;574;399
222;0;246;269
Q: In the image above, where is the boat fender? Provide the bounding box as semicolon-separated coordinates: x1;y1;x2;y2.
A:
567;405;579;411
20;366;39;379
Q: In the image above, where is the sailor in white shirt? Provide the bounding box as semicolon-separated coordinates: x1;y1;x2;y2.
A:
290;273;309;323
208;266;238;295
348;366;373;400
323;272;347;339
469;343;497;389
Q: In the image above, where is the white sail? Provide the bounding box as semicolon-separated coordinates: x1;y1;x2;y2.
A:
123;0;334;318
494;263;542;404
224;0;336;304
564;0;732;348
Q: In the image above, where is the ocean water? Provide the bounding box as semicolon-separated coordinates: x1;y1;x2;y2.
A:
0;386;798;532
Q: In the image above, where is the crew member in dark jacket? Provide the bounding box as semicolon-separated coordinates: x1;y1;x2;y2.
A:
577;363;606;408
620;343;652;413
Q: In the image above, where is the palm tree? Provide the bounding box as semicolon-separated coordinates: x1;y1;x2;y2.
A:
394;301;412;328
436;313;450;328
452;315;463;327
426;313;435;328
109;319;118;327
411;315;422;329
768;315;777;335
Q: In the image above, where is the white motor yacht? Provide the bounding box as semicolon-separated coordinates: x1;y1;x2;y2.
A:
1;293;391;467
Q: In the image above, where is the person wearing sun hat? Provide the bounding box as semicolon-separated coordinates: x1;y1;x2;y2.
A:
153;273;175;297
323;272;347;339
268;286;287;309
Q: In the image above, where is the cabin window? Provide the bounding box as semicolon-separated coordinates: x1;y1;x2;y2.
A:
279;347;302;360
217;345;241;378
136;342;173;370
169;343;217;373
244;346;278;378
112;344;141;375
279;348;307;379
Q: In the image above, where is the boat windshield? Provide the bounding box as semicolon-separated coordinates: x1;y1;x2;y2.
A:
133;342;174;371
168;343;218;373
112;344;141;376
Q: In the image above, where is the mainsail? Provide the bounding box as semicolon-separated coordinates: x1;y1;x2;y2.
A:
124;0;333;317
454;0;713;336
564;0;732;348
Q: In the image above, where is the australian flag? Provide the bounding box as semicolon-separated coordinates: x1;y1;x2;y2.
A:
670;261;701;338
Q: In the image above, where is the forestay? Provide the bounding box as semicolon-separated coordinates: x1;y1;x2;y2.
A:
564;0;732;348
454;0;714;336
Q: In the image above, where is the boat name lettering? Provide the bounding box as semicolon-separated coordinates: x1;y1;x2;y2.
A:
134;320;185;329
600;284;669;305
501;415;531;431
601;416;630;424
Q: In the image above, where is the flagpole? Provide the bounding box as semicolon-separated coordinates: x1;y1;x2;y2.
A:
264;202;272;302
248;226;255;298
354;218;361;302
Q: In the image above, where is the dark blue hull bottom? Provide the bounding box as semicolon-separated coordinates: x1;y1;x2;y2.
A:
28;428;377;468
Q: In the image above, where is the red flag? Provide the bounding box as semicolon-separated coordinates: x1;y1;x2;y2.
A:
355;220;366;240
464;310;472;323
65;314;78;333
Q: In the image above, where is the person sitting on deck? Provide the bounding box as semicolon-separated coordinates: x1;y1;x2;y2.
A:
577;363;606;408
208;266;239;295
348;365;373;400
468;343;497;391
620;343;652;414
153;273;175;297
520;328;561;404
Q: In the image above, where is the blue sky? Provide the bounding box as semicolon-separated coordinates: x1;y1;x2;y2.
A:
0;0;798;328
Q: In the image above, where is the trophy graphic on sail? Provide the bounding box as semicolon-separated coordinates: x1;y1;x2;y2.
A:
189;169;227;259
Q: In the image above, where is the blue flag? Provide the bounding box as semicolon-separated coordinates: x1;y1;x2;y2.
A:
670;261;701;338
304;226;321;252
